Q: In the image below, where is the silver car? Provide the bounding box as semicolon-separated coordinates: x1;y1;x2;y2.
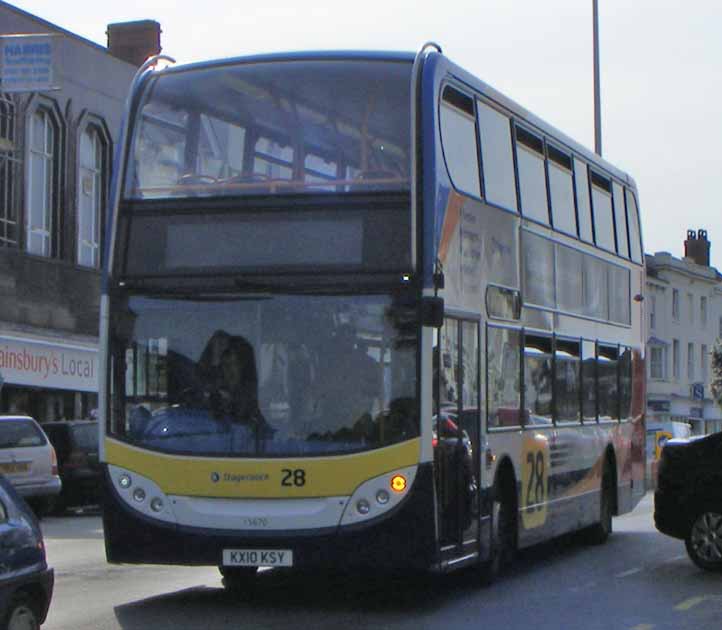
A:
0;415;61;515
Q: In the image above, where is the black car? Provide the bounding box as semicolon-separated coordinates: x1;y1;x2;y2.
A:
654;432;722;571
41;421;100;511
0;474;53;628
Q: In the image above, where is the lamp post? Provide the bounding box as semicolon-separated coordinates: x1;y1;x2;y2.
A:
593;0;602;156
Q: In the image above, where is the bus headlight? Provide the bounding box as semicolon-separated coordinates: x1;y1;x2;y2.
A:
339;466;417;527
109;464;176;524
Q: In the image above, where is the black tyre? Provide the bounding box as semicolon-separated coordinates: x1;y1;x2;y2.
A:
586;463;613;545
479;481;516;585
26;496;57;520
219;566;259;593
3;592;39;630
685;511;722;572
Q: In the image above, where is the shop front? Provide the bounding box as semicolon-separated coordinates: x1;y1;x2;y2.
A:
0;334;98;423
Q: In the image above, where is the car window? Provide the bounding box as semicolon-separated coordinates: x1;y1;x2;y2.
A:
0;420;47;448
0;499;6;523
71;424;98;451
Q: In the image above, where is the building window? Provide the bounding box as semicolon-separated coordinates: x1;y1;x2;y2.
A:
687;293;694;325
702;344;708;382
672;289;679;321
0;93;19;248
77;125;106;267
673;339;680;380
688;343;695;381
26;107;58;257
701;296;707;326
650;345;665;380
649;294;656;330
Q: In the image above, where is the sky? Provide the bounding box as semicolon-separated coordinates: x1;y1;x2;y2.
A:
10;0;722;268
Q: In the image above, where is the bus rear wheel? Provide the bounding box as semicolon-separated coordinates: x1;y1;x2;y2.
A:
585;462;613;545
219;566;259;593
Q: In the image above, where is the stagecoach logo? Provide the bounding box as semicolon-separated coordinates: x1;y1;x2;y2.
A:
210;471;269;483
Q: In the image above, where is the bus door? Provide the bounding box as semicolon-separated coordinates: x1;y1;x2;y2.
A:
435;318;480;549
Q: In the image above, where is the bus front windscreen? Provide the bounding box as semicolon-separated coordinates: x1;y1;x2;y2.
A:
124;59;411;199
108;291;418;457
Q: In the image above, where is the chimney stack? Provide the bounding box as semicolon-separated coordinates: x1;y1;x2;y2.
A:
684;229;711;267
107;20;161;67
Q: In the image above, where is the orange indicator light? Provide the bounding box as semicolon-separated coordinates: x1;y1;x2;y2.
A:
390;475;407;493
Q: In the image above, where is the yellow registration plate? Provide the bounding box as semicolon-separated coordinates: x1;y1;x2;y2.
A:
0;462;30;474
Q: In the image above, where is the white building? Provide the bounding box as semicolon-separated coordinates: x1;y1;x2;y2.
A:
645;230;722;437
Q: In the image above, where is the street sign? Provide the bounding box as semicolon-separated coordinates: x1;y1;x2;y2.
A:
0;34;59;93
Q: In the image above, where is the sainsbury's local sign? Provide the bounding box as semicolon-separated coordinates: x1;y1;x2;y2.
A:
0;335;97;392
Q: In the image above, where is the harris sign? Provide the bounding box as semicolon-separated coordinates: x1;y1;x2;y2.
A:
0;335;97;392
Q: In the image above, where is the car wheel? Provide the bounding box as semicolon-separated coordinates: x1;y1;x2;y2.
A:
685;511;722;572
219;566;258;593
27;496;57;520
3;592;39;630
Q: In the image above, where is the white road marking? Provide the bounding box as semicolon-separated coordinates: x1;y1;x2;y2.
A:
615;567;642;578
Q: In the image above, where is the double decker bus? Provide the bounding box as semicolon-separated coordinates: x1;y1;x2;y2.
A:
100;44;646;586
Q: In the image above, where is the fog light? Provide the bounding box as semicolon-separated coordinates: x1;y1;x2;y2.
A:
132;487;146;503
356;499;370;515
150;497;164;512
119;474;132;489
376;490;390;505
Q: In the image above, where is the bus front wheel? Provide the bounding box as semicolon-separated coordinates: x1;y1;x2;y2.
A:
479;481;516;585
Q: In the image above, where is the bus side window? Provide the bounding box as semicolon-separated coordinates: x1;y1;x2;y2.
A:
523;334;553;425
581;340;597;423
515;126;549;225
624;188;643;263
597;344;619;422
619;346;633;422
574;158;593;243
440;86;480;198
554;339;581;424
476;99;517;212
487;326;521;429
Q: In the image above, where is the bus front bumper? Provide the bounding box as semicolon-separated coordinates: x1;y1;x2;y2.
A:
102;463;436;571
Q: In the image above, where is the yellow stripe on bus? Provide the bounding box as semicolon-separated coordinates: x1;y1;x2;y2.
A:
104;438;421;498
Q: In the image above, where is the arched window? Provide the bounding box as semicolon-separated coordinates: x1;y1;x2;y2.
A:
26;106;59;257
0;93;19;248
77;124;107;267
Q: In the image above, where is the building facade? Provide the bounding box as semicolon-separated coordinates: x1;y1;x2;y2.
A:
0;2;160;421
645;230;722;445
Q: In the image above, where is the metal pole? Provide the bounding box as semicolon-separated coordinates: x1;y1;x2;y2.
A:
593;0;602;156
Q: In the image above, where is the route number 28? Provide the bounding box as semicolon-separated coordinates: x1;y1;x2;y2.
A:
525;451;546;510
281;468;306;487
